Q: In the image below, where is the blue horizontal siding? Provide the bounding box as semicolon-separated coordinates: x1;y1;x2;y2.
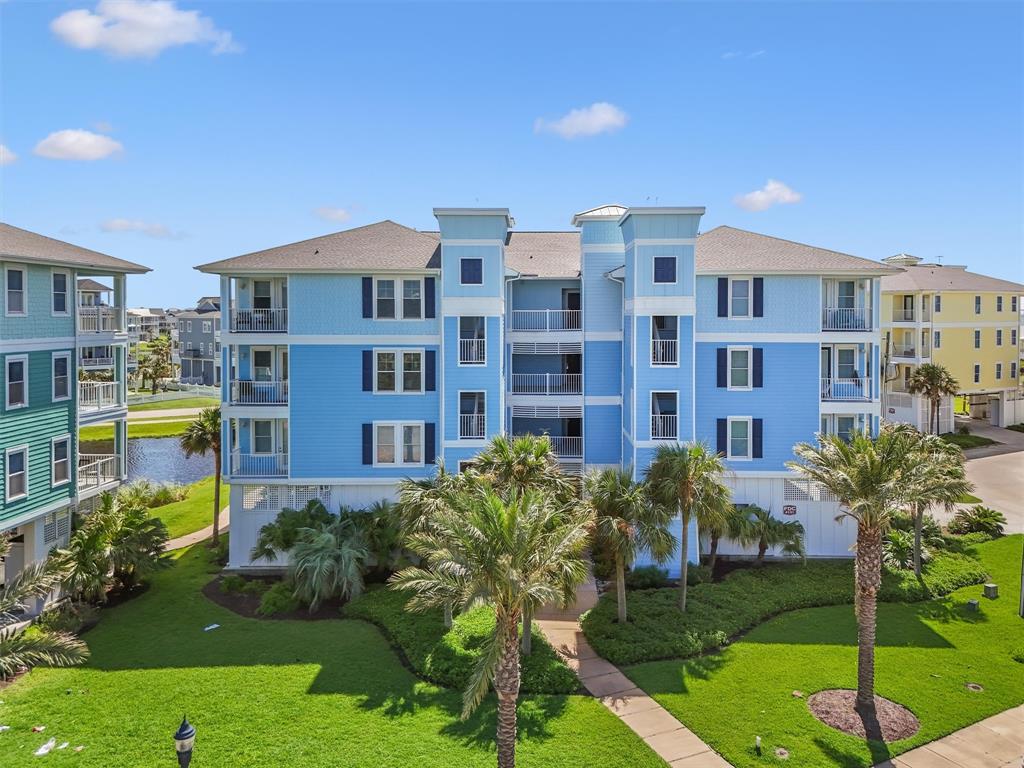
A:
695;275;820;333
584;341;621;396
585;405;621;464
289;274;439;335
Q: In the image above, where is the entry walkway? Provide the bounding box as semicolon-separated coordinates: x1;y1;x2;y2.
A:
875;704;1024;768
165;506;230;550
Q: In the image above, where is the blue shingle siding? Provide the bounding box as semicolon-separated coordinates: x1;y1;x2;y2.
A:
697;275;821;333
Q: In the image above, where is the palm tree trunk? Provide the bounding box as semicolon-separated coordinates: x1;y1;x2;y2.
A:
212;447;222;546
520;604;532;655
855;525;883;712
708;534;719;573
932;397;939;436
757;538;767;565
679;512;689;612
615;555;627;624
495;617;521;768
912;502;923;578
443;601;453;629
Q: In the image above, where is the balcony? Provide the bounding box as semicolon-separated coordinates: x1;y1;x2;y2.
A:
820;377;872;401
458;339;486;365
80;355;114;369
230;451;289;477
509;309;581;332
548;436;582;459
79;381;122;413
230;380;288;405
459;414;486;439
229;308;288;333
821;307;870;331
651;414;678;440
78;307;123;333
891;306;932;324
652;339;678;366
78;454;120;492
892;343;930;360
510;373;582;395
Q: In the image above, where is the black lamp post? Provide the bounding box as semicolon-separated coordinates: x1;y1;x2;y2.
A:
173;715;196;767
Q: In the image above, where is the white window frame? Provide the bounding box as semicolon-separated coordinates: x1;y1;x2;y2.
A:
933;330;941;349
934;294;941;313
973;363;981;384
401;278;424;320
51;269;70;316
650;390;679;440
973;329;981;349
458;390;486;439
5;445;29;502
996;329;1003;346
974;295;981;314
252;419;275;455
1012;362;1018;380
51;434;71;488
5;354;28;410
1011;329;1018;346
459;257;484;286
995;363;1002;380
728;277;751;319
203;320;212;333
727;416;753;461
727;345;753;391
997;296;1003;312
5;264;27;317
1012;296;1018;313
52;351;71;402
652;256;677;285
650;315;679;368
373;276;424;320
373;348;424;394
372;420;425;467
457;316;487;366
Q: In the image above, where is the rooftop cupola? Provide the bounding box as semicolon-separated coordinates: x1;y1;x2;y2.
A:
883;253;922;267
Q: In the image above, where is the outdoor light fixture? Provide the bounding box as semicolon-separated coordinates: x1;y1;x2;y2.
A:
173;715;196;767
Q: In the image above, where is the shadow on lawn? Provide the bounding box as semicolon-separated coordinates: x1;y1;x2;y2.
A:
813;733;893;768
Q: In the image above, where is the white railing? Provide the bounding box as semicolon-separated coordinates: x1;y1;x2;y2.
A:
230;452;289;477
651;339;678;365
79;381;122;412
509;309;581;332
78;307;122;333
892;308;916;322
548;436;583;458
651;414;678;440
78;454;120;491
510;373;583;395
459;414;486;439
229;308;288;333
820;377;871;401
892;343;917;358
459;338;486;364
821;307;870;331
230;380;288;405
80;356;114;368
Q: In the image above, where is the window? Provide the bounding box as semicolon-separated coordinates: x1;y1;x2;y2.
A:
375;351;396;392
374;422;423;465
996;329;1003;346
374;350;423;393
838;281;856;310
253;420;274;454
5;446;28;501
5;355;27;409
460;258;483;286
203;321;212;333
253;280;272;309
1012;362;1018;380
837;348;857;380
458;316;486;364
459;392;486;438
52;271;69;315
402;352;422;392
457;460;475;474
1012;296;1018;313
651;392;678;440
974;295;981;314
186;320;193;333
836;416;856;443
179;321;184;332
253;349;273;381
727;347;751;389
375;425;395;463
995;363;1002;380
200;343;205;355
5;267;25;315
653;256;676;284
728;417;751;460
52;352;70;401
402;424;422;463
973;364;980;384
186;341;193;351
974;329;981;349
52;436;70;486
1012;329;1018;346
997;296;1004;312
729;278;750;318
402;279;422;319
376;279;396;319
651;316;678;365
934;294;941;313
933;330;941;349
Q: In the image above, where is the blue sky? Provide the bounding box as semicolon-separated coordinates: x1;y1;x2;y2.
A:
2;1;1021;307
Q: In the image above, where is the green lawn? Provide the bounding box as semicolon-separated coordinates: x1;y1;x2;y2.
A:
957;493;983;504
151;476;227;540
625;536;1024;768
79;420;192;441
940;432;997;449
0;547;664;768
128;396;219;412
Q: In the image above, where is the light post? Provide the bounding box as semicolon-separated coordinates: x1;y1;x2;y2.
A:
173;716;196;767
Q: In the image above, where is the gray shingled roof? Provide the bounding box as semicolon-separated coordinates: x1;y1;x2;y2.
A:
505;232;581;277
0;223;149;273
77;278;113;292
174;308;221;319
881;265;1023;293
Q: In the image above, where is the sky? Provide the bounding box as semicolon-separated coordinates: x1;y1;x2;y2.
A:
1;1;1022;307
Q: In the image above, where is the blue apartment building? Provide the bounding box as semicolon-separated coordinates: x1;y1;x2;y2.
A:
197;206;895;572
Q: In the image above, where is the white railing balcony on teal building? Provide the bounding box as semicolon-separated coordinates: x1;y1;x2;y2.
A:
820;377;872;401
509;309;581;332
230;380;289;405
229;308;288;333
651;414;678;440
510;373;582;395
458;339;486;364
459;414;486;439
231;451;289;477
78;454;120;491
80;355;115;369
79;381;122;412
548;436;583;458
78;306;123;333
821;307;870;331
651;339;678;366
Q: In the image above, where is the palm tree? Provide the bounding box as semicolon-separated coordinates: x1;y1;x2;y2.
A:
290;517;369;611
391;486;589;768
57;512;113;603
703;504;749;573
788;424;920;713
251;499;336;563
906;363;958;435
140;334;174;394
106;500;171;589
735;505;805;565
585;468;674;623
646;443;732;611
180;407;223;545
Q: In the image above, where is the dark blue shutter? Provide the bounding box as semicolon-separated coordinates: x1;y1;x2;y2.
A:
425;350;436;391
717;278;728;317
424;277;436;318
716;418;727;455
424;423;436;464
753;277;764;317
362;350;373;391
752;419;763;459
362;424;373;464
752;348;763;388
716;348;727;387
362;277;373;318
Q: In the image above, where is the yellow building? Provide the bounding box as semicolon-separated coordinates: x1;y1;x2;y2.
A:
880;255;1023;431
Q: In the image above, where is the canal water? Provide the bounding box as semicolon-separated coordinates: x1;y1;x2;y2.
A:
81;437;213;485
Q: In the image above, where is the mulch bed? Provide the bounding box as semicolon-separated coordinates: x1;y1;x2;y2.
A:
808;689;920;741
202;575;344;621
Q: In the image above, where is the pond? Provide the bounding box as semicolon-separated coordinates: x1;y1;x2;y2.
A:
81;437;213;486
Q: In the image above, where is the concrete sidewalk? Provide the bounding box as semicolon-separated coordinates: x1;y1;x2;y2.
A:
128;407;205;421
165;506;229;550
876;704;1024;768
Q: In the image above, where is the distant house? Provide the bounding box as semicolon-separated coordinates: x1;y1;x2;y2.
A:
175;298;221;385
127;307;173;341
77;277;112;307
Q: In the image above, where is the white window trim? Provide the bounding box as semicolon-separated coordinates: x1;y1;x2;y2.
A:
5;354;28;410
995;363;1002;380
373;348;425;394
5;444;29;502
51;434;71;488
457;317;487;367
187;320;193;332
372;420;425;467
997;296;1003;312
459;258;484;287
4;264;27;317
251;419;276;455
728;277;752;319
52;351;72;402
203;321;212;333
973;362;981;384
51;268;71;317
186;341;193;351
458;390;487;439
650;317;680;368
650;390;679;440
652;255;678;285
973;329;981;349
726;416;753;461
996;329;1003;346
373;276;424;320
974;296;981;314
933;330;941;349
727;345;753;391
934;294;941;313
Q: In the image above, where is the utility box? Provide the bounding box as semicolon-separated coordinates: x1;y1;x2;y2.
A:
983;583;998;599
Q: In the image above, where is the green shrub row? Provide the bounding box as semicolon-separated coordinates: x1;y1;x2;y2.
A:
344;586;579;694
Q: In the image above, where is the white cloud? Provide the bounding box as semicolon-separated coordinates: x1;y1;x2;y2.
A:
0;144;17;165
534;102;628;139
101;218;183;239
722;49;766;60
315;206;352;223
34;129;123;160
734;179;803;212
51;0;241;59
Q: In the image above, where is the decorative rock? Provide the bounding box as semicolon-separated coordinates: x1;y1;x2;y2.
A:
967;599;980;611
775;748;790;760
983;583;998;599
966;682;984;692
792;690;804;698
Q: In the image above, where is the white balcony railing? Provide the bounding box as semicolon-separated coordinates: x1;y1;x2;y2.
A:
79;381;122;412
229;308;288;333
651;339;678;366
230;451;289;477
509;309;581;332
459;414;486;439
821;307;870;331
892;308;916;323
230;380;288;405
80;356;114;369
892;343;917;358
510;373;583;395
78;307;123;333
548;436;583;458
820;377;872;401
78;454;120;491
651;414;678;440
459;338;486;364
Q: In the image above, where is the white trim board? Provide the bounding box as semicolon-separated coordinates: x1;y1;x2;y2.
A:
625;296;696;315
224;334;440;346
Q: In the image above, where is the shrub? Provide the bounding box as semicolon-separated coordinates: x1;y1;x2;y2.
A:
1012;647;1024;664
687;564;711;586
956;423;970;435
948;506;1006;537
590;537;616;582
625;565;669;590
256;582;301;616
883;529;928;570
220;574;247;594
241;579;270;597
889;510;945;550
36;601;100;634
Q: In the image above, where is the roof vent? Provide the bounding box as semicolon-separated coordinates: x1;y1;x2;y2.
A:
882;253;922;267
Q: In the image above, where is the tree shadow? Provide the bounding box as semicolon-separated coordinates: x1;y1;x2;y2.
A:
627;650;730;696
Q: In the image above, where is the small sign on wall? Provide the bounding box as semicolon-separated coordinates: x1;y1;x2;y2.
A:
783;505;797;516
